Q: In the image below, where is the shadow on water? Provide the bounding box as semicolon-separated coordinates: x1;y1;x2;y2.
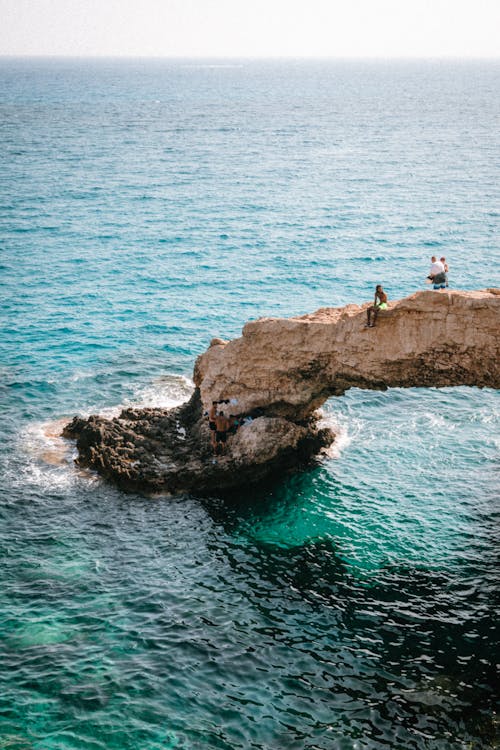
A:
199;471;500;749
199;462;328;531
354;564;500;748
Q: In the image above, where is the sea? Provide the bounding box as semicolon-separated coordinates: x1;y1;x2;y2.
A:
0;58;499;750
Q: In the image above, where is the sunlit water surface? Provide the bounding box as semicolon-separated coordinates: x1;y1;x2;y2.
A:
1;59;499;749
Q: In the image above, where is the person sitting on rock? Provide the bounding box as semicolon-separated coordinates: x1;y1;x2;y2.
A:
214;410;231;455
366;285;388;327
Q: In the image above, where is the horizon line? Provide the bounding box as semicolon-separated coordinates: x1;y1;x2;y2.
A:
1;53;499;62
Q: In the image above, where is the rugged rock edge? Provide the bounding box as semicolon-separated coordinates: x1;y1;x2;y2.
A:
62;390;334;495
63;289;499;495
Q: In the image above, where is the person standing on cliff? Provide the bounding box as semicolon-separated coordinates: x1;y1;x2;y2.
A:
440;256;449;287
427;256;444;283
366;285;388;327
214;410;231;455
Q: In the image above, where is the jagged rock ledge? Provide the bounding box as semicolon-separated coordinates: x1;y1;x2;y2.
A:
63;289;500;495
63;391;333;495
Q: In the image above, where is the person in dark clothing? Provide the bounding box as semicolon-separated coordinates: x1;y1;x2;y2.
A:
214;411;231;455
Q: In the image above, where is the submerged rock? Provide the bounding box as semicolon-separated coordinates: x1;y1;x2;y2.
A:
63;289;499;495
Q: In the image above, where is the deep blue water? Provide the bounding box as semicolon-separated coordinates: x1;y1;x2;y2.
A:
1;58;499;749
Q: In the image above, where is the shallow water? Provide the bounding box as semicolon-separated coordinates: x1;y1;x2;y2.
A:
1;59;499;749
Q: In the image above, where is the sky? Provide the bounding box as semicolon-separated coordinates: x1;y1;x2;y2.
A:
0;0;499;58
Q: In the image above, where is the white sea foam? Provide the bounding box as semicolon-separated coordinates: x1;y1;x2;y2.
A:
19;418;73;464
70;374;194;421
69;369;96;382
15;417;96;491
131;374;194;410
18;374;195;488
317;409;360;458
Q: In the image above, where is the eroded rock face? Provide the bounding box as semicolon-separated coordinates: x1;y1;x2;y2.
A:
194;290;500;420
63;395;333;495
64;289;499;495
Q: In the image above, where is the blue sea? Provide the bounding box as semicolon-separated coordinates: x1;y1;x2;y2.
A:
1;58;499;749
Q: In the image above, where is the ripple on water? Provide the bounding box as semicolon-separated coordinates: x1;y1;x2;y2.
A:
0;380;498;747
1;59;499;749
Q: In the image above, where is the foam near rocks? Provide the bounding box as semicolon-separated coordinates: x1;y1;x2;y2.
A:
62;290;500;496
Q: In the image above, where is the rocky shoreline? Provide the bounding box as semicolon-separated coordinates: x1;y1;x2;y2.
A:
63;290;500;495
63;390;334;495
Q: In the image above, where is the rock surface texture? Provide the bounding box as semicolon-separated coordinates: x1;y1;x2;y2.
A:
195;290;500;419
64;290;500;494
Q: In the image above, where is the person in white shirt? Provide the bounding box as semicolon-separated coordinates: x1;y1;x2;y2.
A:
427;256;444;280
426;256;447;290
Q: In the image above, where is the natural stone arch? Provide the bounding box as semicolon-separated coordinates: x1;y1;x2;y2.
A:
64;290;500;495
194;290;500;421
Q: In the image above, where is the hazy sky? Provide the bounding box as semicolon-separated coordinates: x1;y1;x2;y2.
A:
1;0;499;58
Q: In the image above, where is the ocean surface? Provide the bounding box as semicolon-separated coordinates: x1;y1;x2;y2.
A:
0;58;499;749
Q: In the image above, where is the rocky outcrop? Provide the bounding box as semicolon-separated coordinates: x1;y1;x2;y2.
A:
195;289;500;420
63;393;332;495
64;290;500;494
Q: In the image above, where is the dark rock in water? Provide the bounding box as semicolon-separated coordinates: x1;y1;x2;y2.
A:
62;389;335;495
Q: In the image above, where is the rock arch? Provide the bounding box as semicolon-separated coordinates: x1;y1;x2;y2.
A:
64;290;500;494
194;290;500;421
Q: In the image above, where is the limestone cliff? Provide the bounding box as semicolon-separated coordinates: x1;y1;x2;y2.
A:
64;289;500;495
195;290;500;420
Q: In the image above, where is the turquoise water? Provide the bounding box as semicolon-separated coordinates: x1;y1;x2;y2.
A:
1;59;499;749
